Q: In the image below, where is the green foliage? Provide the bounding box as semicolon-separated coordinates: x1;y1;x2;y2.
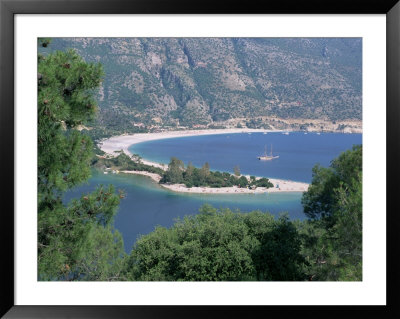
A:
160;157;273;189
251;177;274;188
237;176;248;187
38;43;125;281
160;157;185;184
199;162;210;182
302;144;362;222
38;38;52;48
38;48;104;203
94;151;164;175
38;186;125;280
300;145;362;281
123;206;306;281
252;214;307;281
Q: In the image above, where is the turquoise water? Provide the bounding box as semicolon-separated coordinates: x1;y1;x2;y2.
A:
65;132;361;252
64;171;304;252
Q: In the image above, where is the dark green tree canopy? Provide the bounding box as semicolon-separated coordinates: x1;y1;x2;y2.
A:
160;157;273;189
38;43;125;281
38;48;104;205
161;157;185;184
123;205;306;281
300;145;362;281
302;144;362;221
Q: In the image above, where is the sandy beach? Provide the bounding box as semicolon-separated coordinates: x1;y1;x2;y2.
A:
102;129;309;194
160;178;308;194
120;170;162;182
120;170;308;194
99;128;278;168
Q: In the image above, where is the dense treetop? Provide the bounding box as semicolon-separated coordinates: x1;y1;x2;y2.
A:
300;144;362;280
160;157;273;189
123;206;306;281
38;48;103;203
38;40;125;281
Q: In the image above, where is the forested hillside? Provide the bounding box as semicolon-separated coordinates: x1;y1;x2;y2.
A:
44;38;362;135
37;40;362;281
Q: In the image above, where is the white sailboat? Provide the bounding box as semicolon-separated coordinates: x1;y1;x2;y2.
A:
258;144;279;160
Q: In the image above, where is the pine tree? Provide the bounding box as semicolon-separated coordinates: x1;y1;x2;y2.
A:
234;165;240;176
37;39;125;280
300;145;362;280
162;157;184;183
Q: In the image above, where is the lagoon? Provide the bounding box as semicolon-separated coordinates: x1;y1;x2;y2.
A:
65;132;361;252
65;171;304;252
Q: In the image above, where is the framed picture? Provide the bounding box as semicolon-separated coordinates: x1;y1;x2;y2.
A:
1;0;399;318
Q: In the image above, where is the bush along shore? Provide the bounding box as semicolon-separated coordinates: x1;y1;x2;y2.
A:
159;157;273;189
92;151;310;194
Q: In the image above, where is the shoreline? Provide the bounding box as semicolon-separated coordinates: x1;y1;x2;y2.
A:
99;128;278;169
100;129;310;194
119;171;309;195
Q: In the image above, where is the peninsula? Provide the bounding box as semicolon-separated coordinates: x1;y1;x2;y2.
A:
97;129;309;194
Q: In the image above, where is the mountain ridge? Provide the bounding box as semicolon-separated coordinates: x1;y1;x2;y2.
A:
44;38;362;135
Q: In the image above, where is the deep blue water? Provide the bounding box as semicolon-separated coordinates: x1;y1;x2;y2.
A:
130;132;362;183
65;132;361;252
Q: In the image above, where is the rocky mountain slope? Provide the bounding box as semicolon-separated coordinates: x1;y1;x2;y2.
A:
46;38;362;134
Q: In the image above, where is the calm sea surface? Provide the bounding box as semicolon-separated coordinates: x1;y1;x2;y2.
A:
65;132;361;252
129;132;362;183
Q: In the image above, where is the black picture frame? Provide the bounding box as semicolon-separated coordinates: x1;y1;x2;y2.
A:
1;0;399;318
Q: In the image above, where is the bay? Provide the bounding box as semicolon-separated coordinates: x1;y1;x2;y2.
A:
65;131;361;252
129;132;362;183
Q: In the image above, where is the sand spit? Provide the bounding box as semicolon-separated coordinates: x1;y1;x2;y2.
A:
120;170;309;194
103;129;309;194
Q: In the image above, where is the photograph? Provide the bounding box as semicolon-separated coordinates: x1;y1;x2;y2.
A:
2;2;398;316
37;37;363;282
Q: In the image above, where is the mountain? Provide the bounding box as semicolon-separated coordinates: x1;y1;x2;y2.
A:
44;38;362;134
